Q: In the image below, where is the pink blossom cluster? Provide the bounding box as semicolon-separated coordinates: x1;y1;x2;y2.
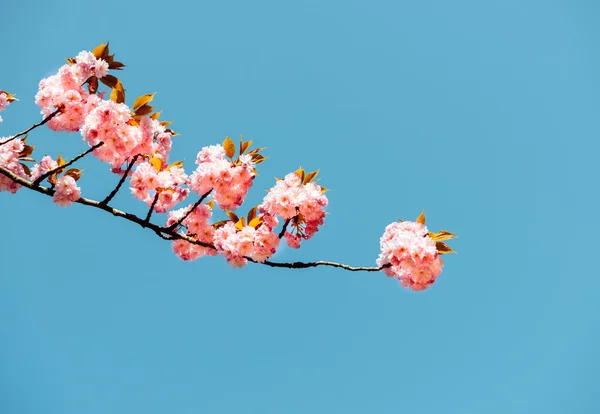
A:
80;100;143;170
187;145;255;210
130;161;189;213
35;51;108;132
30;155;59;182
167;203;217;261
0;139;29;193
52;175;81;207
260;172;328;248
0;92;10;122
376;221;444;291
213;214;280;267
82;104;173;172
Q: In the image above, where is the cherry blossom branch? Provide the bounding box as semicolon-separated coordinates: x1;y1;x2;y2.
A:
167;190;212;231
0;164;386;273
101;154;141;205
0;106;63;147
32;142;104;186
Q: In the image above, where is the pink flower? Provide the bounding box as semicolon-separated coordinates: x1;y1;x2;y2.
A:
213;215;280;267
35;65;101;133
81;99;142;169
188;144;255;210
260;171;328;248
30;155;59;182
284;232;301;249
377;221;444;291
52;175;81;207
0;92;10;122
0;93;8;111
0;138;29;193
130;161;189;213
168;203;218;261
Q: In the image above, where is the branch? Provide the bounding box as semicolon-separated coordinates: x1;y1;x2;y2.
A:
167;190;212;231
0;106;63;147
144;193;160;224
101;153;141;205
0;164;386;273
249;258;389;272
33;142;104;186
278;218;291;239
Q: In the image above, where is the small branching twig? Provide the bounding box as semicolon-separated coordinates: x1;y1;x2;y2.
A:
144;193;160;224
0;107;63;147
167;190;212;231
33;143;104;186
101;154;141;206
278;218;291;239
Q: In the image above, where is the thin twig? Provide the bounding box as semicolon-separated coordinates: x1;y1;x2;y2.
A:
101;154;141;205
278;218;291;238
0;164;388;273
167;190;212;231
144;193;160;224
0;107;63;147
247;258;389;272
33;142;104;186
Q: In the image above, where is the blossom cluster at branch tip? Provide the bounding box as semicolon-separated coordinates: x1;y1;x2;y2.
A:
260;170;328;248
0;138;29;193
187;144;255;210
376;215;455;291
167;203;218;261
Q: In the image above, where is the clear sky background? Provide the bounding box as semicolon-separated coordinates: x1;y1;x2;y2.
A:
1;1;599;413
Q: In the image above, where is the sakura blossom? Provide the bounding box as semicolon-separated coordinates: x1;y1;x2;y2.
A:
0;92;10;122
213;215;280;267
376;221;444;291
260;171;328;248
30;155;59;182
130;160;189;213
0;138;29;193
187;144;255;210
52;175;81;207
167;203;217;261
35;60;105;132
81;99;143;170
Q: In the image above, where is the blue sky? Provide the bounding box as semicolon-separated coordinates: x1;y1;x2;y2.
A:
1;1;599;413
